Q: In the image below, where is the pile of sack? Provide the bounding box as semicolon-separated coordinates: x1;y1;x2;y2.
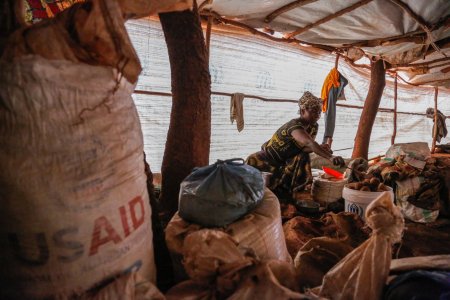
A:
368;142;444;223
165;159;304;298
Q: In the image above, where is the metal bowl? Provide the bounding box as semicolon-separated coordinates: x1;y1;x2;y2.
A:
295;200;320;214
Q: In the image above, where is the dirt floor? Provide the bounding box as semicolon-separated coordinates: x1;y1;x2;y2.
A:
292;180;450;260
397;218;450;258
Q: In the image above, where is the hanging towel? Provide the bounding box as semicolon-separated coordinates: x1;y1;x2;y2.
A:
230;93;245;132
321;68;340;112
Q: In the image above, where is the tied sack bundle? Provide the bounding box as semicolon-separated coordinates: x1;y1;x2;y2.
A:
166;188;292;281
178;158;265;227
0;0;170;298
317;192;404;300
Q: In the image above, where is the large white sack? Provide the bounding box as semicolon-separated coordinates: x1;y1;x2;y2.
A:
0;56;155;299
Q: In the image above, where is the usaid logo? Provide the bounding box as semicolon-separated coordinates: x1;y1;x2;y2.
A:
347;203;363;217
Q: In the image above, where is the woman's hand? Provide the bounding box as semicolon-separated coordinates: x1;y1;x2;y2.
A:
320;143;333;154
332;156;346;167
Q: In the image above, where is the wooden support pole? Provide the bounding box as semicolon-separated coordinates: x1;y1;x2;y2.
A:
205;14;213;64
335;53;340;69
352;59;386;159
159;2;211;219
391;73;398;145
264;0;318;23
285;0;373;38
431;87;439;153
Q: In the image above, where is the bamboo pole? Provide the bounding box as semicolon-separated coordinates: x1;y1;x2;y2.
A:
431;87;439;153
391;73;398;145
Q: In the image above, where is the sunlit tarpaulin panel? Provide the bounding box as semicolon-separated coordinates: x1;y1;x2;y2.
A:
126;19;450;172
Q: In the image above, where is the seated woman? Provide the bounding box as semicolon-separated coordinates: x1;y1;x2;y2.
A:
246;91;345;198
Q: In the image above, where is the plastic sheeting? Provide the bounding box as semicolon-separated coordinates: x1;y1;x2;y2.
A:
202;0;450;47
126;19;449;172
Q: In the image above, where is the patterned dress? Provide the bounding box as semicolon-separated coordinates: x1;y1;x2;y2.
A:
246;118;318;198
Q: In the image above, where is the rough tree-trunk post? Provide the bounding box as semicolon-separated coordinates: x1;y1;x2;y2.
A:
352;59;386;159
159;3;211;219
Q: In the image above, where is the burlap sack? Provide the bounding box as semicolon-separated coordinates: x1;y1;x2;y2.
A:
318;192;404;300
85;272;165;300
2;0;141;83
0;56;155;299
294;237;354;290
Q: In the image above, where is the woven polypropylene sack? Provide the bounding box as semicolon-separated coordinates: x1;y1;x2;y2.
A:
166;188;292;281
0;57;155;299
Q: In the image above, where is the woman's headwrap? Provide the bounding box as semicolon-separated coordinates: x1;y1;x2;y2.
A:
298;91;322;112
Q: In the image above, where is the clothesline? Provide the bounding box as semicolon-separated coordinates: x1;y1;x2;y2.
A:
133;89;427;117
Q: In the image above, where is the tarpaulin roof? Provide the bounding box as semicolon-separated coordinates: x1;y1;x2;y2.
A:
200;0;450;88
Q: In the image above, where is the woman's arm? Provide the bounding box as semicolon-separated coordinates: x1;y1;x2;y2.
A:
291;128;332;158
291;128;345;166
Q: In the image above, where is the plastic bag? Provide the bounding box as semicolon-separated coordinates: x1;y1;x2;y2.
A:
396;177;439;223
386;142;431;162
179;158;265;227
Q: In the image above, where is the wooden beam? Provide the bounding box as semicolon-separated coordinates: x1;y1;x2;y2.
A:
389;0;447;58
345;15;449;48
264;0;318;23
352;59;386;159
205;14;213;63
410;77;450;86
389;0;430;28
391;57;450;68
441;66;450;73
201;11;335;51
391;73;398;145
198;0;213;11
431;87;438;153
285;0;373;38
134;89;427;116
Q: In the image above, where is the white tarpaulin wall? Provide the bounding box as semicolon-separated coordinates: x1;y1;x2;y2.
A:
126;19;449;172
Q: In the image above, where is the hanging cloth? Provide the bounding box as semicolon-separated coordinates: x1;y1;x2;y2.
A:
320;68;340;113
230;93;245;132
322;71;348;144
426;108;448;143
